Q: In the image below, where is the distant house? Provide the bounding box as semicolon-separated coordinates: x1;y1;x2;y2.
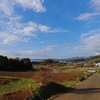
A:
96;63;100;67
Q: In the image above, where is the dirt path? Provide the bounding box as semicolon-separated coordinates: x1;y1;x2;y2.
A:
53;73;100;100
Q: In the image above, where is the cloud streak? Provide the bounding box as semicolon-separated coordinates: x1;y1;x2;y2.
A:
0;0;14;16
90;0;100;11
75;28;100;51
15;0;46;12
0;0;46;16
75;12;100;21
0;45;58;58
75;0;100;21
0;19;68;44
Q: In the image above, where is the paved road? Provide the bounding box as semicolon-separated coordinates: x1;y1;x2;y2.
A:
53;73;100;100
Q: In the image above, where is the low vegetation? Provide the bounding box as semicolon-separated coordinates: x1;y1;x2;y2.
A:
76;76;85;82
29;75;87;100
30;68;88;100
29;82;67;100
60;81;75;88
0;76;39;95
0;54;99;100
0;70;88;100
86;55;100;63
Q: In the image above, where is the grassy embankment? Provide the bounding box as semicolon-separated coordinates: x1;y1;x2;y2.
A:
0;75;75;100
0;76;39;95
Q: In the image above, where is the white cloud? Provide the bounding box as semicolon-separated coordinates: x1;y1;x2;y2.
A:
38;25;69;33
41;46;58;53
75;12;100;21
95;52;100;56
0;45;58;58
38;25;50;32
90;0;100;11
75;28;100;51
0;20;38;44
0;0;68;44
81;28;100;38
41;41;44;43
0;33;28;44
0;0;14;16
0;18;68;44
15;0;46;12
0;0;46;16
13;21;38;37
75;0;100;21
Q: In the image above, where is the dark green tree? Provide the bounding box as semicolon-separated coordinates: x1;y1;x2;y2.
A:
41;59;58;65
20;58;32;70
8;58;20;71
0;55;8;70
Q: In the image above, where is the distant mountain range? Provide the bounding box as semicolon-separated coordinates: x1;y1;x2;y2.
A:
32;57;87;62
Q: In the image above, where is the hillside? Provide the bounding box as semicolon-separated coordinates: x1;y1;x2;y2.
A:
86;55;100;63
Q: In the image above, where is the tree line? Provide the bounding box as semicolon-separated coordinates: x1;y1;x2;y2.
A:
0;55;33;71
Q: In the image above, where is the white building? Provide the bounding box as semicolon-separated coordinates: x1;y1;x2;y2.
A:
96;62;100;67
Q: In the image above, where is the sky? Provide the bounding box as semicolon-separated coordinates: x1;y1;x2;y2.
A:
0;0;100;59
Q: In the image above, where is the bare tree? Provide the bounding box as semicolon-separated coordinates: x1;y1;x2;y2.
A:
33;68;52;86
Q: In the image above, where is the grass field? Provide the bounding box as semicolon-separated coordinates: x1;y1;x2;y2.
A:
0;76;39;95
60;81;75;88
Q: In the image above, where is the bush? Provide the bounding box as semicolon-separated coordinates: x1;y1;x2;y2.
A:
29;82;67;100
97;70;100;74
85;73;91;78
76;76;85;82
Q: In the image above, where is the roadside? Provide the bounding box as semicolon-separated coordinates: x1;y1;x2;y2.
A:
52;73;100;100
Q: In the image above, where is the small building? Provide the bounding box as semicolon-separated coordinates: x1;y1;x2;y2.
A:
96;63;100;67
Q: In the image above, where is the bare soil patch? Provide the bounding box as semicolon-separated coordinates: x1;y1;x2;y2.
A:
0;71;35;78
32;72;84;82
0;77;18;85
0;71;84;82
51;73;84;82
1;90;33;100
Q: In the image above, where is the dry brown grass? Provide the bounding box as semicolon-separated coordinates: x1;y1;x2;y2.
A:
60;67;97;73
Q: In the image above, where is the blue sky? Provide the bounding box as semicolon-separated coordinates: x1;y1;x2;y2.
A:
0;0;100;59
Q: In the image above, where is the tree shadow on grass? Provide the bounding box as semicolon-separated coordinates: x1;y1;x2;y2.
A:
29;82;69;100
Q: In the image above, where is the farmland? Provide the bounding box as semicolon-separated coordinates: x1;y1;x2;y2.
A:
0;67;95;100
0;55;99;100
0;75;38;100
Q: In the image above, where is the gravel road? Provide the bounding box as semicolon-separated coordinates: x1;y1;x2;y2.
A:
53;73;100;100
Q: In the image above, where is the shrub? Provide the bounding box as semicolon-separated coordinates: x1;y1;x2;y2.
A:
76;76;85;82
29;82;67;100
85;73;91;78
33;68;52;86
97;70;100;74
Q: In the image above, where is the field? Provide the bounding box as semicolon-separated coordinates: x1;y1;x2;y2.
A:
0;67;96;100
53;67;97;73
